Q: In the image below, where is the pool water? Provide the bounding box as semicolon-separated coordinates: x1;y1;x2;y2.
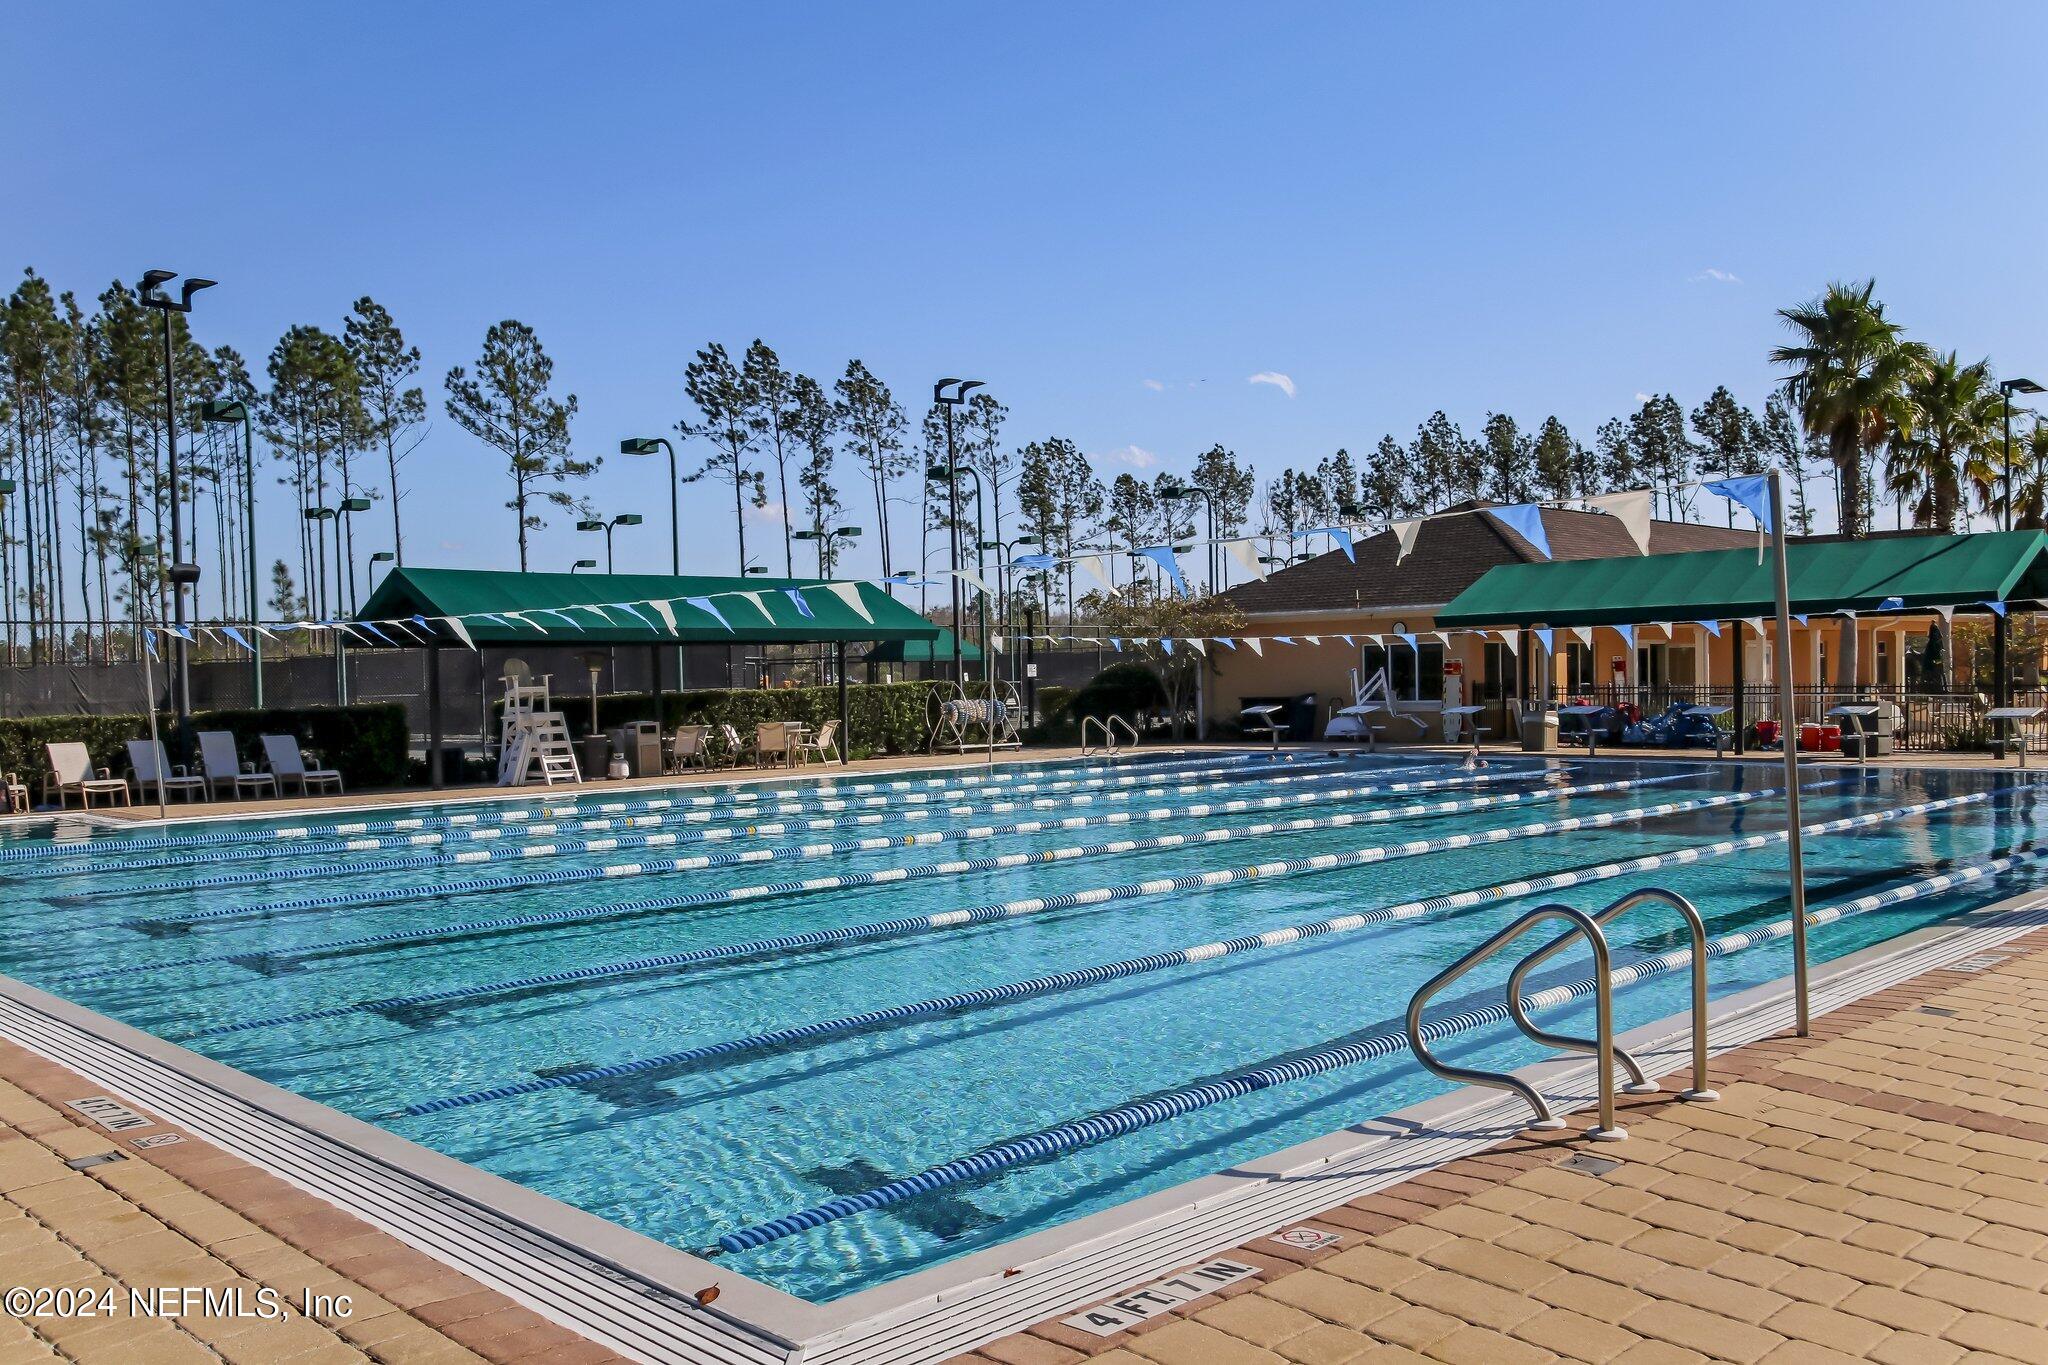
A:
1;750;2042;1302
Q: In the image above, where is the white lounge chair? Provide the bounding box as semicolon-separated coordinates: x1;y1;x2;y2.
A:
797;719;840;765
198;731;277;800
261;734;343;796
755;721;795;769
125;740;208;803
668;724;711;772
43;742;131;809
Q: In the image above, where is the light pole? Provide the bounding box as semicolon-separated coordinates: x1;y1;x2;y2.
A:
139;269;214;729
199;397;261;706
571;558;598;574
1160;480;1216;592
369;550;395;587
932;379;984;679
577;513;644;572
793;525;862;576
2001;378;2044;532
0;478;14;664
336;496;371;614
929;462;989;686
620;438;680;573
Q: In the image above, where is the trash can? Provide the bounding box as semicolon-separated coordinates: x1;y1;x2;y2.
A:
1519;709;1558;753
578;734;611;781
608;722;664;777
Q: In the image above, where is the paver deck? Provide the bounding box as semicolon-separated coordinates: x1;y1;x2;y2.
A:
958;926;2048;1365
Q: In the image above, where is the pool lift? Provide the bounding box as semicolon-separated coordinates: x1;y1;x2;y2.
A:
1324;667;1426;749
1407;886;1716;1142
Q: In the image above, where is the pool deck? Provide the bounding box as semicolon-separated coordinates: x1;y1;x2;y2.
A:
958;924;2048;1365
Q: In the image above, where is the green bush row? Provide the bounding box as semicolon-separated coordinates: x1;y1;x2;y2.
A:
0;704;410;789
535;682;949;760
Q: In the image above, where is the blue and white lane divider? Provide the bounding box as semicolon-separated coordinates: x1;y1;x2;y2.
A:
3;752;1359;872
78;762;1508;894
135;766;1623;924
708;822;2026;1256
102;765;1563;904
180;782;1807;1038
391;778;1804;1117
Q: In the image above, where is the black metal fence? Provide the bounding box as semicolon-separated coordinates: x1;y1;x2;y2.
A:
1559;682;2037;753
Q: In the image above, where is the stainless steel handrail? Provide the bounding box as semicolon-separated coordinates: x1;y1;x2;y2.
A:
1107;716;1139;750
1505;887;1718;1105
1080;715;1135;756
1407;903;1626;1140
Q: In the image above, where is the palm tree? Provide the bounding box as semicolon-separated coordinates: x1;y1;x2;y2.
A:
1771;280;1927;693
1885;351;2001;533
2009;421;2048;532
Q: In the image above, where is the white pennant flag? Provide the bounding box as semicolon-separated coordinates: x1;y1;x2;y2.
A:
950;567;989;596
827;581;874;623
989;633;1005;652
1646;622;1670;639
1184;637;1206;656
1586;489;1653;555
1224;539;1266;582
1244;637;1265;656
649;599;679;634
442;616;477;651
737;590;776;622
1076;554;1113;590
1392;518;1424;564
1745;616;1766;635
1933;604;1954;625
1570;626;1592;648
1495;629;1520;655
1304;635;1322;646
1429;631;1449;647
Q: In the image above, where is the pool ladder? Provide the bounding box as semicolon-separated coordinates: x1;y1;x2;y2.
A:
1405;887;1718;1142
1080;715;1140;756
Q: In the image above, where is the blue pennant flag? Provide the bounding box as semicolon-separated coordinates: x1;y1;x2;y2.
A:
1983;599;2008;617
356;622;397;645
684;596;734;632
143;629;158;657
1703;475;1772;533
608;602;653;628
1397;632;1417;650
1274;636;1296;645
1792;614;1808;626
1013;553;1058;572
220;625;251;651
1533;627;1555;654
1292;526;1356;562
1486;504;1552;560
1135;545;1189;597
1215;637;1238;649
783;587;815;619
1109;637;1123;651
1615;623;1636;650
1161;638;1175;655
1694;620;1722;638
1877;596;1904;611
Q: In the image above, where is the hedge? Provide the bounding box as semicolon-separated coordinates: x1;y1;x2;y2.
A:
534;681;948;760
0;704;410;791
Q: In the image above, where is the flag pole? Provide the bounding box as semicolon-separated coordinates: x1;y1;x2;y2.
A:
1768;467;1808;1035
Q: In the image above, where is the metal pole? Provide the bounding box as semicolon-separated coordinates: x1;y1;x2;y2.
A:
160;312;190;732
2004;390;2014;533
837;641;850;766
1768;468;1809;1036
943;406;963;680
241;412;262;707
428;644;443;789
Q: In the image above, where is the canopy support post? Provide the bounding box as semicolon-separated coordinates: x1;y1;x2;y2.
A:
1732;621;1746;756
1769;469;1809;1036
1994;612;2010;759
650;644;665;754
837;642;850;766
427;643;444;790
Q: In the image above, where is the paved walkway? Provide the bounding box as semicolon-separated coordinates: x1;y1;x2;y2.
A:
959;926;2048;1365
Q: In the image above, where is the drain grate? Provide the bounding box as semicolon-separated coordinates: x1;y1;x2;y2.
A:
64;1151;127;1171
1560;1154;1621;1177
1946;954;2010;974
1918;1006;1958;1017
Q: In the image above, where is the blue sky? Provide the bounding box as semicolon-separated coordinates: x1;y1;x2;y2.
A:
7;3;2046;587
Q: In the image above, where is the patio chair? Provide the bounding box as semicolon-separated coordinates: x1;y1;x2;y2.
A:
668;724;711;773
125;740;209;803
261;734;344;796
3;772;26;815
796;719;840;765
198;731;278;800
43;742;131;809
716;723;754;769
756;721;795;769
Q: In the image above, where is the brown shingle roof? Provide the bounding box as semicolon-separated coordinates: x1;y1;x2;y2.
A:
1222;501;1757;617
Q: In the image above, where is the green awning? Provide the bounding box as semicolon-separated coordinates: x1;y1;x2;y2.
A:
352;568;942;645
1436;531;2048;628
864;627;982;664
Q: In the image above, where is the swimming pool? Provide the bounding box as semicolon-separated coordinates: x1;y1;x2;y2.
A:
3;749;2044;1310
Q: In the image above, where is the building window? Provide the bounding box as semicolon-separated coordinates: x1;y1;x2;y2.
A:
1481;642;1518;700
1564;643;1595;693
1363;640;1446;701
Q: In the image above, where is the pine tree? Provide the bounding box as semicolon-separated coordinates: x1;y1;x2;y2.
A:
678;342;765;574
1362;434;1410;519
1409;411;1467;510
834;360;908;588
344;297;426;566
1760;391;1818;534
742;340;800;574
1690;386;1763;523
1479;413;1533;502
1531;416;1577;501
442;320;588;572
785;374;843;573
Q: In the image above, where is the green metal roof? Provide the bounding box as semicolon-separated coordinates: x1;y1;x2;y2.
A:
352;568;942;645
863;627;983;664
1435;530;2048;628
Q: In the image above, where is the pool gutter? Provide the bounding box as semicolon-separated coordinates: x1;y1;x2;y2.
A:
1;843;2044;1362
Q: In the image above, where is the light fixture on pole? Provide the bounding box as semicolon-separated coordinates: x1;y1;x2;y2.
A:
793;525;862;575
577;513;643;573
620;438;680;573
2000;378;2044;533
139;269;214;731
336;496;372;616
1159;480;1217;591
571;558;598;574
931;378;985;678
369;550;396;587
198;397;261;706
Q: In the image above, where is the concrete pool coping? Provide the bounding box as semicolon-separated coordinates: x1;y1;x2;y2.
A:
0;756;2039;1362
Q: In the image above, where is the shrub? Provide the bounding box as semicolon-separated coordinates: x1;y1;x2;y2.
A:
529;682;948;760
1068;662;1168;721
0;703;410;790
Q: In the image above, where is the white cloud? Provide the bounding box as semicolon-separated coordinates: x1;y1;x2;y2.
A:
1690;268;1741;284
1248;371;1297;398
1142;378;1166;392
1634;392;1656;405
1096;445;1159;469
747;499;788;523
438;539;463;551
